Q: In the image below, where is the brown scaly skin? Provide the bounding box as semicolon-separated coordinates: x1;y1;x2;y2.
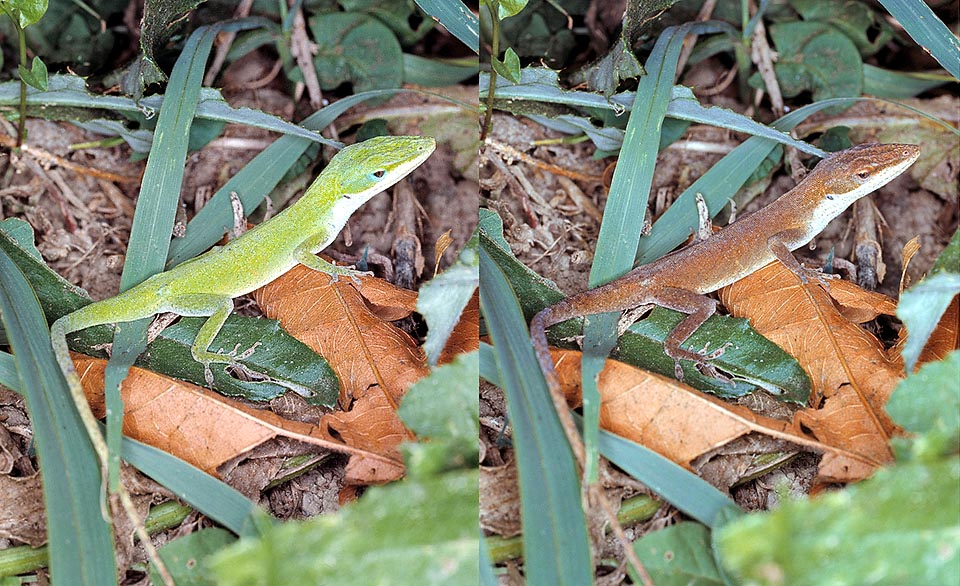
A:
531;143;920;386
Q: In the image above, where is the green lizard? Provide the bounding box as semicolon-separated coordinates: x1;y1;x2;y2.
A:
48;135;434;562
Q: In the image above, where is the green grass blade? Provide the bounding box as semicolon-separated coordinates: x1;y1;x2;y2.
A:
403;54;479;86
481;68;824;156
878;0;960;79
120;435;272;539
0;75;338;147
106;22;237;491
596;423;739;528
414;0;478;53
581;23;696;484
479;244;592;585
0;249;117;585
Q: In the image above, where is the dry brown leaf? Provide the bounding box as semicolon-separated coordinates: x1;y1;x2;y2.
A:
439;290;480;365
74;356;404;484
899;235;922;294
340;273;419;322
0;473;45;546
913;295;960;367
254;265;431;482
720;262;899;478
826;279;898;324
254;264;429;409
551;349;877;483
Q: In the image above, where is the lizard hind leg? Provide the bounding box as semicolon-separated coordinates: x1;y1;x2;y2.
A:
171;295;245;385
651;286;730;381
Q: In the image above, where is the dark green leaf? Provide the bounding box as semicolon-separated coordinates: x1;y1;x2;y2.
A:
308;13;404;93
18;56;47;91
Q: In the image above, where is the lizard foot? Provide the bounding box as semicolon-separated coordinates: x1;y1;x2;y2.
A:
794;264;840;290
669;342;732;382
324;262;373;287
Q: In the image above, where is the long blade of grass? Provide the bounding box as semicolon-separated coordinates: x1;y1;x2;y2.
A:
119;434;271;539
0;247;117;586
105;22;257;491
581;23;703;483
595;423;738;528
0;75;339;148
479;244;592;585
481;68;825;156
878;0;960;79
414;0;478;53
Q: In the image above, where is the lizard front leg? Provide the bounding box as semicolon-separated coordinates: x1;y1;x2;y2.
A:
295;233;371;285
768;233;840;288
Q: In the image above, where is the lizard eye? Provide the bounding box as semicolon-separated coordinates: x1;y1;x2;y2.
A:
371;169;387;180
855;170;871;180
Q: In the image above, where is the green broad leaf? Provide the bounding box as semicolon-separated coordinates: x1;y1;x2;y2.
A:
496;0;529;19
617;307;811;403
791;0;894;56
757;21;862;106
137;316;339;406
209;470;479;585
715;458;960;585
17;56;47;91
152;528;236;585
419;232;479;366
898;228;960;372
630;522;724;585
399;351;480;478
886;351;960;462
339;0;436;45
10;0;48;28
0;218;41;259
490;47;521;82
308;12;404;93
478;209;810;400
0;219;340;406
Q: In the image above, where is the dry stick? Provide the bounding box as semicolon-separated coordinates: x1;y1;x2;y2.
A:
203;0;255;86
290;1;323;110
485;139;604;183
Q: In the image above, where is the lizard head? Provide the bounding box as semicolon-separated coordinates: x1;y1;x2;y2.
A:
321;135;436;213
812;143;920;203
802;143;920;232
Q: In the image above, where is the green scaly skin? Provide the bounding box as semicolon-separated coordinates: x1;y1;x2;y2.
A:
48;136;435;562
